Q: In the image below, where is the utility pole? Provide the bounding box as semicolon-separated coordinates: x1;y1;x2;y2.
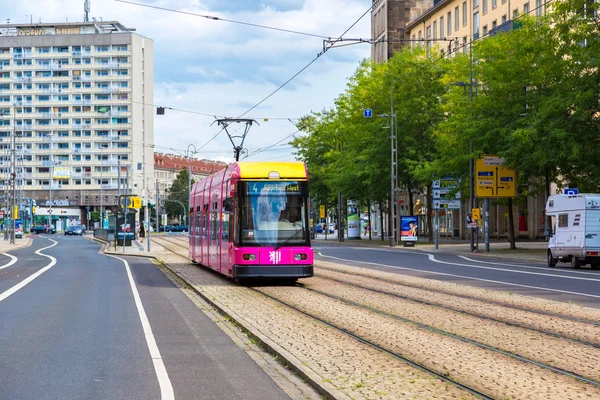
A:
389;85;397;247
10;128;16;244
155;179;159;235
469;40;475;252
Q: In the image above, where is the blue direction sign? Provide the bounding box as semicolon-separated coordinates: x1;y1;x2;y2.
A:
565;188;578;195
363;109;372;118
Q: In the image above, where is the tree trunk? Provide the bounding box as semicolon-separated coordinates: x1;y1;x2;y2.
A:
408;183;414;217
507;198;516;249
427;183;433;244
379;201;385;241
367;199;372;240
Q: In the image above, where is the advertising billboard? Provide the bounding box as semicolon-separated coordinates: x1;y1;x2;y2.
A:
400;215;419;241
53;167;71;179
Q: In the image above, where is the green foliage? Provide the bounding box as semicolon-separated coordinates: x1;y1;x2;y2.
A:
291;0;600;222
165;168;194;221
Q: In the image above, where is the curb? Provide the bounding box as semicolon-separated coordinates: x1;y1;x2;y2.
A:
156;257;347;400
1;237;34;252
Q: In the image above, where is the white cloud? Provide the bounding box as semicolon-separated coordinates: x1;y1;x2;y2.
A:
3;0;372;162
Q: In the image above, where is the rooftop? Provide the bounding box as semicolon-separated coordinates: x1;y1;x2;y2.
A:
154;153;227;175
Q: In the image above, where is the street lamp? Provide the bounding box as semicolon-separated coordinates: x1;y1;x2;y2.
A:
47;132;54;229
452;40;476;252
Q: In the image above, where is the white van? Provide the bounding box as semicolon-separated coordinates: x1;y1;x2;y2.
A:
545;193;600;269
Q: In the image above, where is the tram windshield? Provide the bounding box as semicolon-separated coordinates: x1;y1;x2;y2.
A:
239;181;309;247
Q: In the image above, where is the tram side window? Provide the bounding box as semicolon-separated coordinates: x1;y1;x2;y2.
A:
195;206;202;235
211;202;218;240
203;204;208;238
222;197;233;242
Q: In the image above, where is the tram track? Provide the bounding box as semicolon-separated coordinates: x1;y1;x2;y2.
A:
315;270;600;349
296;283;600;387
248;286;494;400
317;264;600;327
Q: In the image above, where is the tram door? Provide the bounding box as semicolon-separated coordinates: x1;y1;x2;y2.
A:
209;191;220;271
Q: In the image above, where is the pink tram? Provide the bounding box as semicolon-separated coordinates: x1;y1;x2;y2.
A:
189;161;314;279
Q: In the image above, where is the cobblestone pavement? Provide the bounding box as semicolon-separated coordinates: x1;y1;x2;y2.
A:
156;251;477;399
123;236;600;399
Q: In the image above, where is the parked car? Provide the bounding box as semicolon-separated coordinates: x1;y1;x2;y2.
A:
313;225;324;233
159;225;174;232
329;223;335;233
30;225;56;234
77;224;87;234
64;226;83;236
171;224;188;232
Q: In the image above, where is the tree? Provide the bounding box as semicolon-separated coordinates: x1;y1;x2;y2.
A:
165;168;194;222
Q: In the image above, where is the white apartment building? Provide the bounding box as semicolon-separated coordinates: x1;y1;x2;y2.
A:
0;21;154;228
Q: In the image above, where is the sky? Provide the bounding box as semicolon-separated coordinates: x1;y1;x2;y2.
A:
4;0;372;163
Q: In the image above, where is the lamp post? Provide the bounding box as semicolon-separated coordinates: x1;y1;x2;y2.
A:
47;132;54;229
453;40;476;252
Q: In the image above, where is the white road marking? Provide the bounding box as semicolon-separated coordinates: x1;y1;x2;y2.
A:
427;254;600;283
0;239;57;302
106;254;174;400
318;253;600;299
0;252;18;271
459;256;600;276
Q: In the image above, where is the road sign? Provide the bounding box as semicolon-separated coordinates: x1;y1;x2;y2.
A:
432;177;460;190
475;156;516;198
432;189;461;200
432;199;461;210
472;208;481;220
565;188;579;195
319;205;325;219
363;109;372;118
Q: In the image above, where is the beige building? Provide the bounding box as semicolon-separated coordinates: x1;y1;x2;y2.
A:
0;21;154;227
154;152;226;198
405;0;548;55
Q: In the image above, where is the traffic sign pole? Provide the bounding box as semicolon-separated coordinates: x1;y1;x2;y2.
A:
434;210;439;250
484;198;490;252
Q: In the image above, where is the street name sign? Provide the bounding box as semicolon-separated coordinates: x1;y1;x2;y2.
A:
475;156;516;198
433;199;461;210
432;189;461;200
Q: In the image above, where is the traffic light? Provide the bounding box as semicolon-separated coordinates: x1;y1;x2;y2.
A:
147;201;155;208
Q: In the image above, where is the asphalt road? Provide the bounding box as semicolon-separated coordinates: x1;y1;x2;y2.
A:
314;242;600;308
0;235;289;400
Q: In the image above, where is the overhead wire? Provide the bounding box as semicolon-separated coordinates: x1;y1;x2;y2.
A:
114;0;332;39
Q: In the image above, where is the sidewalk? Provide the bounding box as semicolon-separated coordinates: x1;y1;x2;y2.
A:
94;235;170;258
314;233;548;263
0;235;33;253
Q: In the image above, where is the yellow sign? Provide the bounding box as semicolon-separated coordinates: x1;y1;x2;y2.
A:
475;155;516;198
32;206;37;214
12;206;18;219
319;205;325;219
472;208;481;220
129;197;142;209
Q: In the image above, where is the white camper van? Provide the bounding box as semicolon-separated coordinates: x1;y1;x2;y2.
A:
545;193;600;269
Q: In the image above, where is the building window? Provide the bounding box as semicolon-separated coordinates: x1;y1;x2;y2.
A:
440;16;444;37
433;21;437;39
463;37;467;54
524;2;530;13
455;7;460;30
473;0;479;9
536;0;542;16
502;14;507;23
483;25;488;35
473;12;480;38
513;8;519;18
447;12;452;35
483;0;488;14
492;20;497;29
463;2;467;25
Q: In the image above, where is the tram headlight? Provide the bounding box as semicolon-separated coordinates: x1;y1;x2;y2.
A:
242;254;256;261
294;253;308;261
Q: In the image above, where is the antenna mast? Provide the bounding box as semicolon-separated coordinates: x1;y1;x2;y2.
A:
84;0;91;22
